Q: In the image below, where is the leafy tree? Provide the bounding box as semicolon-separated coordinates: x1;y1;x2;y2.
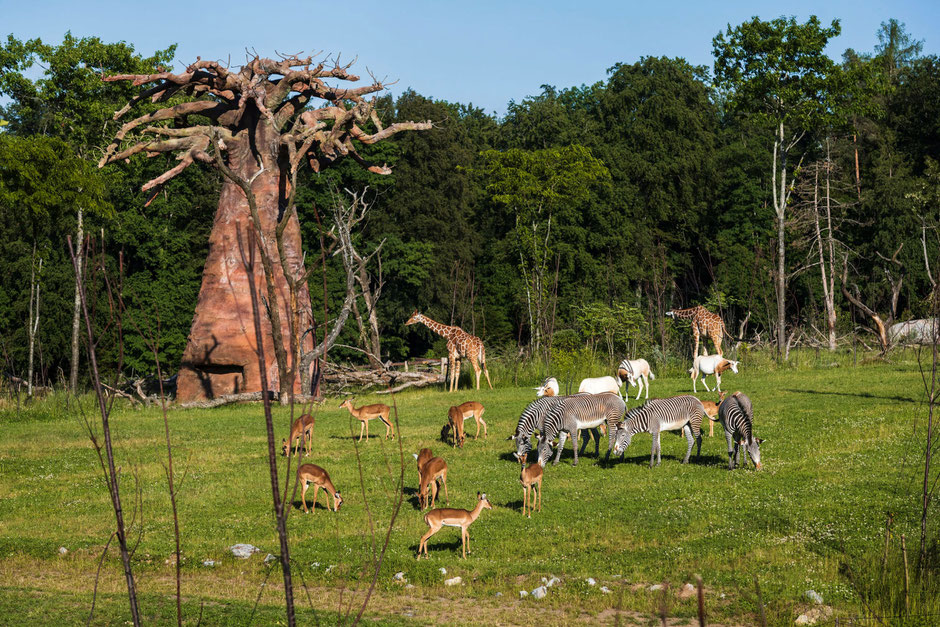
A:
713;15;844;356
481;145;610;353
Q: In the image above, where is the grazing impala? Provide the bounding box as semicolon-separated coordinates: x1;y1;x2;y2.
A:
417;455;449;510
281;413;316;456
413;448;434;483
339;399;394;441
456;401;487;439
520;462;542;518
446;405;466;448
418;492;493;559
297;464;342;513
700;391;726;437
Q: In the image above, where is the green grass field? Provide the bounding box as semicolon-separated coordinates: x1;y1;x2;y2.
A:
0;352;936;625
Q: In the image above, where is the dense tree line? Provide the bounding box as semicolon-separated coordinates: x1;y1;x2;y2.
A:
1;17;938;389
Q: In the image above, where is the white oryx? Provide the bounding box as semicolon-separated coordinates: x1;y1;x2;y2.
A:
616;358;656;400
689;354;739;393
535;375;622;399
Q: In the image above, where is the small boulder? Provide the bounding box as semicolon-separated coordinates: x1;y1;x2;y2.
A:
439;567;447;576
519;590;529;598
804;590;823;604
394;572;406;581
229;544;260;559
58;547;68;556
531;585;548;599
586;577;596;586
679;583;696;599
600;586;612;594
445;576;462;587
795;605;833;625
495;592;503;598
264;554;277;565
648;584;663;592
202;559;216;567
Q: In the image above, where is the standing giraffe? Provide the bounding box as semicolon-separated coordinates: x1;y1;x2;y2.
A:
666;305;726;358
405;311;493;392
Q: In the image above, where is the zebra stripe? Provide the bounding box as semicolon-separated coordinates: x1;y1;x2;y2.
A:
717;392;762;470
536;393;626;467
612;395;705;467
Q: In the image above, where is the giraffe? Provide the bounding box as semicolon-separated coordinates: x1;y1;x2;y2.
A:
405;311;493;392
666;305;726;358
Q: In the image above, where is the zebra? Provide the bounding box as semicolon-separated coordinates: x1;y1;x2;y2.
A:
507;395;568;462
536;393;627;467
611;395;705;467
716;391;763;470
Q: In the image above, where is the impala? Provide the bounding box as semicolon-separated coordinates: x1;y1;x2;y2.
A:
445;405;466;448
339;399;394;441
520;462;542;518
417;455;449;510
417;492;492;559
456;401;488;439
281;413;316;456
700;391;726;437
297;464;342;513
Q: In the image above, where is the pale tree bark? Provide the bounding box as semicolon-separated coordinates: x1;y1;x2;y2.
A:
27;247;42;396
70;205;84;392
811;153;838;350
771;121;805;358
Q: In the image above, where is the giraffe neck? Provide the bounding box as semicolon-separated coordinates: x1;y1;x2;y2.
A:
672;307;699;319
415;314;456;338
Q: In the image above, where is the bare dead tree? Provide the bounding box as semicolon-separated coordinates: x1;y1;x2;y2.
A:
26;245;42;397
99;53;430;402
66;236;140;626
70;204;84;393
841;254;889;354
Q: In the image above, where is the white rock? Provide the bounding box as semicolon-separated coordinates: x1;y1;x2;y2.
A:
202;559;216;567
264;554;277;565
649;584;663;592
229;544;260;559
58;547;68;555
394;571;406;581
795;605;833;625
586;577;596;586
531;585;548;599
494;592;503;597
444;576;462;586
600;586;612;594
804;590;823;604
324;564;335;573
439;567;447;576
542;576;559;588
405;584;414;589
519;590;529;598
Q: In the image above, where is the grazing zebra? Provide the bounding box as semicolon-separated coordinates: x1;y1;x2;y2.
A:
536;393;626;467
612;395;706;467
508;396;567;462
717;391;763;470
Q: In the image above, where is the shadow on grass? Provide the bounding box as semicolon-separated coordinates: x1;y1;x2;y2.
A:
783;388;918;403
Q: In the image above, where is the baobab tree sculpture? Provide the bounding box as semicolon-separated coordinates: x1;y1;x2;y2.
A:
99;54;430;402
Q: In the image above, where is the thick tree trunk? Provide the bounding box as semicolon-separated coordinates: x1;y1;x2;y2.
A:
70;206;83;392
176;131;312;403
773;129;787;358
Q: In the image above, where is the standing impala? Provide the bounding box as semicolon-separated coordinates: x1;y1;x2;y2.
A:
413;448;433;484
456;401;487;439
417;455;449;510
520;462;542;518
297;464;342;513
418;492;492;559
339;399;394;441
281;413;316;456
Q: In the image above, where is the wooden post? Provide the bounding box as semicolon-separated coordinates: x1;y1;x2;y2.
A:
901;534;910;614
696;574;706;627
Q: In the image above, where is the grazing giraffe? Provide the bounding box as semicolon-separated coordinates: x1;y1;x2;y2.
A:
405;311;493;392
666;305;726;358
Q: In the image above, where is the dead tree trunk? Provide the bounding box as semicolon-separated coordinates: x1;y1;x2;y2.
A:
69;205;84;392
27;247;42;397
841;256;889;354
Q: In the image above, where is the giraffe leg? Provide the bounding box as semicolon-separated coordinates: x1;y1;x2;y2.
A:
471;357;482;390
692;327;700;358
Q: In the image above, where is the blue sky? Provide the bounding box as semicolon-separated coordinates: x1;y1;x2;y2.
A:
3;0;938;116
